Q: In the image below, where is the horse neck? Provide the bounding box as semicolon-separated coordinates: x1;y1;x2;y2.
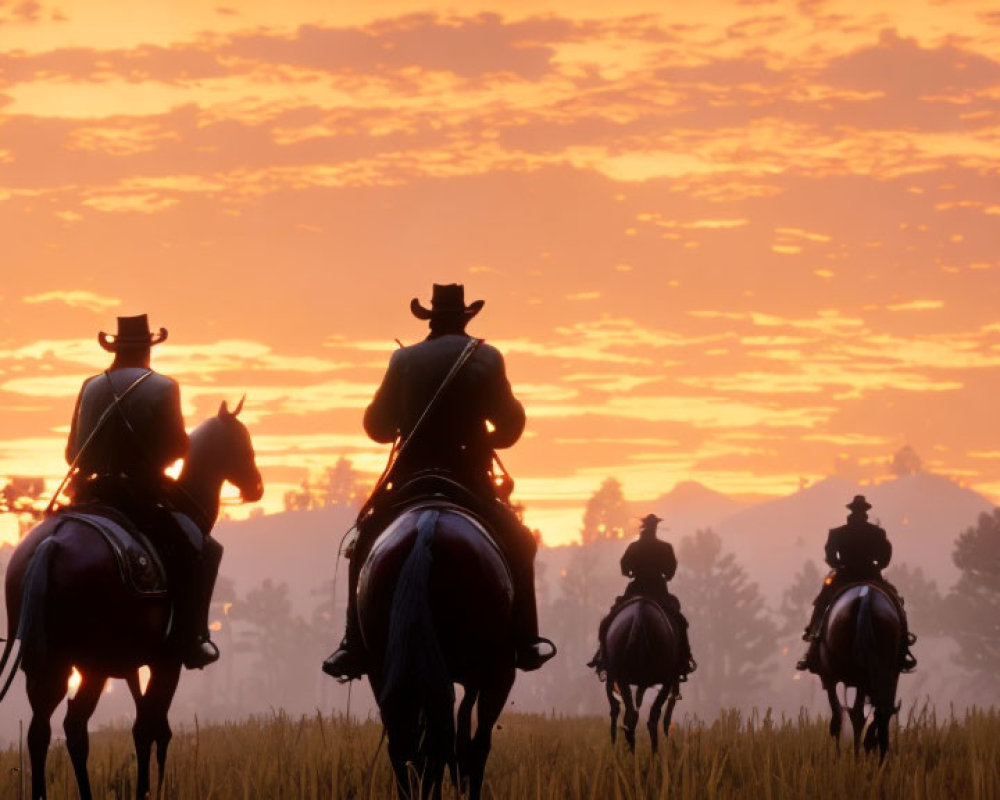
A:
176;431;227;535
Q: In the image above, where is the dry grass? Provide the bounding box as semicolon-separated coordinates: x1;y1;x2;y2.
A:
2;706;999;799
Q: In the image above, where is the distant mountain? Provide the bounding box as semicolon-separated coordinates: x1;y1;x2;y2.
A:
629;480;748;537
715;473;994;601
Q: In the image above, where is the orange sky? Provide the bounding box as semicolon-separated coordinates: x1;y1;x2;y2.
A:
1;1;999;545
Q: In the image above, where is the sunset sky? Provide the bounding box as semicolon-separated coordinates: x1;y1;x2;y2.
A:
1;0;999;546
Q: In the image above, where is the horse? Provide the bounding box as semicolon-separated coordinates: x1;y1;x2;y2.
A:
814;582;905;759
0;400;263;800
357;503;517;800
601;596;681;753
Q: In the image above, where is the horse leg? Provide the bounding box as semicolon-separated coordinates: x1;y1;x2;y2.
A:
26;667;69;800
63;671;106;800
133;661;182;800
467;667;514;800
622;685;638;753
455;685;478;792
867;674;899;761
647;685;670;754
606;677;620;744
848;688;867;757
824;681;842;751
663;683;679;737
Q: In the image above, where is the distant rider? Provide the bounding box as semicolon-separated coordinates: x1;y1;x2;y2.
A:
796;495;916;673
323;284;555;680
66;314;220;669
588;513;696;681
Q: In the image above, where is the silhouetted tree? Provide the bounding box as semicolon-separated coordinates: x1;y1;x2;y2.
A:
316;456;367;508
890;445;923;477
885;563;943;636
231;579;321;703
283;478;317;512
581;477;628;543
673;529;778;711
946;510;1000;691
778;559;822;637
0;475;46;535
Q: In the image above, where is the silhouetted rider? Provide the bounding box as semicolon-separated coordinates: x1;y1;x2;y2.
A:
66;314;220;670
323;284;554;680
797;495;916;673
588;514;696;681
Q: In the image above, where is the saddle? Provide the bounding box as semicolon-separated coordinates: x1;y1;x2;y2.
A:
56;505;169;597
821;580;907;632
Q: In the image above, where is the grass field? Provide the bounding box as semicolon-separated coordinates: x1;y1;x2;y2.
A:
2;706;998;799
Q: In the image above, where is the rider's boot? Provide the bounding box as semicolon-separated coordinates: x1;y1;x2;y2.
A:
181;537;222;670
678;623;697;682
900;631;918;673
322;604;366;680
587;611;613;672
510;556;555;672
322;559;368;680
796;603;825;671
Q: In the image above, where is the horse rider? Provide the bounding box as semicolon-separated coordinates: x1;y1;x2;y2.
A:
323;284;555;680
588;513;696;681
65;314;220;670
796;495;917;673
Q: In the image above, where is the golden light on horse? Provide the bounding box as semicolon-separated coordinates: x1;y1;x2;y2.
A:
67;666;82;700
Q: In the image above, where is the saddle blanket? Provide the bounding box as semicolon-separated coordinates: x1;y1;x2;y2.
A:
58;509;169;597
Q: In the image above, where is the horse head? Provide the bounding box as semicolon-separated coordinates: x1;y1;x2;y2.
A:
213;396;264;503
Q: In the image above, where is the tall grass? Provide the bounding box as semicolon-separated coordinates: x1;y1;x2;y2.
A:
2;706;998;799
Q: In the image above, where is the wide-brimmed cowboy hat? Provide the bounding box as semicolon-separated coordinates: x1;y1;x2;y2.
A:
410;283;484;321
846;495;872;513
98;314;168;352
639;513;663;528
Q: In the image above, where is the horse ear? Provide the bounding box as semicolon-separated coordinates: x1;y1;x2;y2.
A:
219;400;229;417
233;394;245;416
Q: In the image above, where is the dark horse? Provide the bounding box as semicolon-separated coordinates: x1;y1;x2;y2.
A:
0;400;263;800
814;583;904;759
357;503;516;800
602;596;681;753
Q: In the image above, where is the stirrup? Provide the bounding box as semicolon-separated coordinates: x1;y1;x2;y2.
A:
516;637;557;671
183;638;220;670
322;646;366;682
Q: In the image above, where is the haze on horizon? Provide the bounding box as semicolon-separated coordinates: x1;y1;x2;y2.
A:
2;0;999;546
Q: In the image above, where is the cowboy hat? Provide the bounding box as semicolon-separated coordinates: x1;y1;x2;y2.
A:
410;284;484;321
846;495;872;513
98;314;168;352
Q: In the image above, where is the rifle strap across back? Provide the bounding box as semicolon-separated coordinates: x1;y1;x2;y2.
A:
358;337;483;523
45;369;154;514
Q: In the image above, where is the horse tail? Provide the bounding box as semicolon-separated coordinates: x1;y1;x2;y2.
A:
379;509;455;771
853;587;879;686
0;537;58;702
17;536;59;676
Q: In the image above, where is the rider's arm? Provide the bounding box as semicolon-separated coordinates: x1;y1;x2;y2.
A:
875;533;892;569
661;542;678;581
620;547;634;577
823;530;840;568
363;349;404;444
162;381;189;463
65;379;89;464
483;348;525;450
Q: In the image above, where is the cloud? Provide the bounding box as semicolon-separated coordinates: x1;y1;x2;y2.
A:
22;290;121;313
